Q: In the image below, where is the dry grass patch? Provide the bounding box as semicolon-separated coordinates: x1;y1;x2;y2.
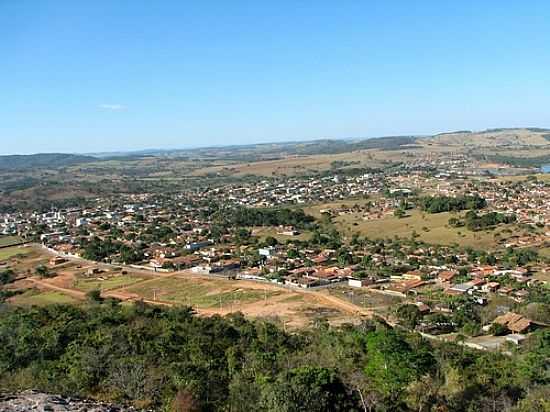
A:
9;289;79;306
334;209;524;249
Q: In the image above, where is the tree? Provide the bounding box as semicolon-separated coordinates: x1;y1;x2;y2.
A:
264;236;278;247
86;289;103;303
0;269;15;285
396;304;422;330
35;265;50;277
394;208;406;219
337;247;352;267
261;367;357;412
489;322;509;336
364;330;435;398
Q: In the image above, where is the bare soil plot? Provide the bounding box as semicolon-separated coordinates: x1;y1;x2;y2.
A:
327;286;403;317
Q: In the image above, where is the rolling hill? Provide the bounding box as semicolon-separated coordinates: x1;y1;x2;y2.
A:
0;153;98;170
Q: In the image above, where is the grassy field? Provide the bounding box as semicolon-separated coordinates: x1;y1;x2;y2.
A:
0;236;24;247
125;276;280;309
9;289;79;306
333;209;521;249
0;246;31;261
72;274;147;292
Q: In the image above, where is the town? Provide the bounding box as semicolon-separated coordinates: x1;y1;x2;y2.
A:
1;160;548;352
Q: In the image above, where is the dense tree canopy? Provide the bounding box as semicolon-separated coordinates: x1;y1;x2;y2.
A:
419;195;487;213
0;303;548;411
223;207;315;229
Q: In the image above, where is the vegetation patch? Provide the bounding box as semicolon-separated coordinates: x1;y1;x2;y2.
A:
9;289;78;306
0;246;30;261
0;236;24;247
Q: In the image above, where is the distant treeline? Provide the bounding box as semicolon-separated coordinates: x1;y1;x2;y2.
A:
0;153;97;170
418;195;487;213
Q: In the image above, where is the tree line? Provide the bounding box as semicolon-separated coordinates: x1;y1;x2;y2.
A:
449;211;517;231
418;195;487;214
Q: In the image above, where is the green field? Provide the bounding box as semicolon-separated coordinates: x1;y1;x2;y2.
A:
10;289;78;306
0;236;24;247
73;274;147;292
0;246;30;261
125;277;279;308
334;209;523;249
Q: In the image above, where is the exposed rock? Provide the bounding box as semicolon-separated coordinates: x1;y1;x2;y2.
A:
0;391;142;412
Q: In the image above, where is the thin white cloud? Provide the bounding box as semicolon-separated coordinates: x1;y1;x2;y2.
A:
99;104;126;111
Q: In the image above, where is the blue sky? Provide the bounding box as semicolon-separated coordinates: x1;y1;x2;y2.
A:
1;1;550;155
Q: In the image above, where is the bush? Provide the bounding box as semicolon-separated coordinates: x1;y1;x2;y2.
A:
85;289;103;303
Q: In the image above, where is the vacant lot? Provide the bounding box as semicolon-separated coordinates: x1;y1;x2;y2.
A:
328;286;403;317
119;273;360;328
72;274;148;292
124;276;281;309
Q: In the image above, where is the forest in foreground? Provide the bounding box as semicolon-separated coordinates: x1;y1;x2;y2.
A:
0;301;548;412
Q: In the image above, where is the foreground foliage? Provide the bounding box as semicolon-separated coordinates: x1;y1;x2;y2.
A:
0;303;548;411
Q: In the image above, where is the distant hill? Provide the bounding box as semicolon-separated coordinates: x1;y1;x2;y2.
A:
91;135;421;162
422;128;550;147
0;153;98;170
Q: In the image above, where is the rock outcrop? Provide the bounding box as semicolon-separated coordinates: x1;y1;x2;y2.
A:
0;391;141;412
